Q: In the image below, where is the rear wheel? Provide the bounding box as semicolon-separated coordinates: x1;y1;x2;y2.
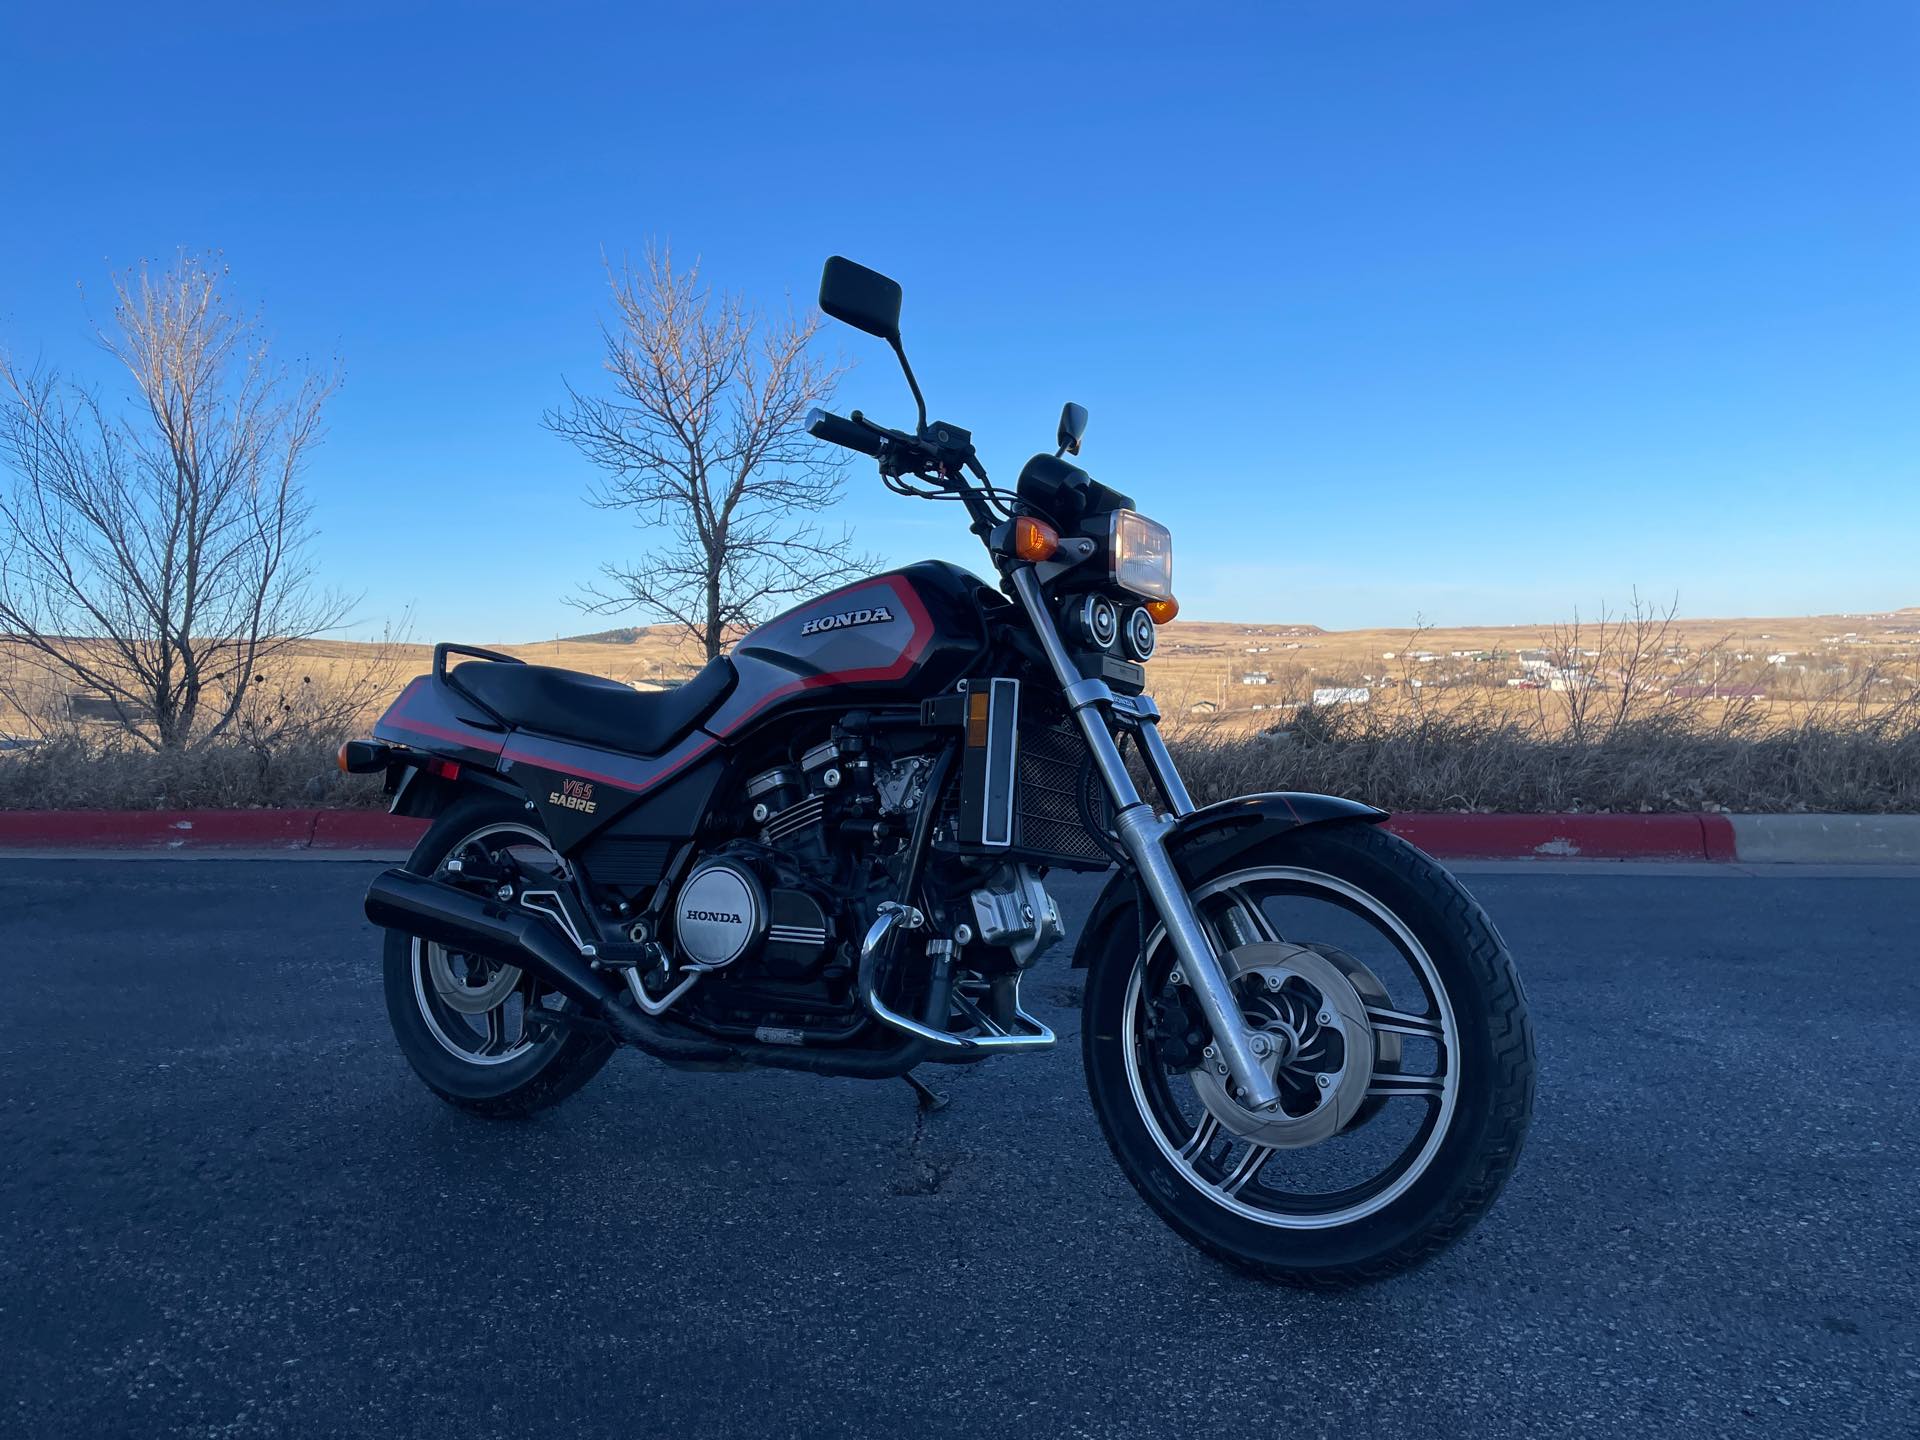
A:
381;795;614;1117
1082;820;1534;1286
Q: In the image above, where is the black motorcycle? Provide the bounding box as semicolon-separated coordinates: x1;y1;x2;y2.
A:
349;257;1535;1283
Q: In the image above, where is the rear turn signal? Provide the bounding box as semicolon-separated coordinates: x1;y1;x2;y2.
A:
338;740;393;774
1011;516;1060;562
1145;596;1180;624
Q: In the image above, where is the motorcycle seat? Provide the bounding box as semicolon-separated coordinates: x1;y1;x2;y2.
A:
453;655;736;755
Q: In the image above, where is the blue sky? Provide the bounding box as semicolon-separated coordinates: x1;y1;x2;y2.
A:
2;1;1914;640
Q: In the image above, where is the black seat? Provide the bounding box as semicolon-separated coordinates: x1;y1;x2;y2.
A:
453;656;736;755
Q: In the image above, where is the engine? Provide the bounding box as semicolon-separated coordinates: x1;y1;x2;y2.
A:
663;734;892;992
659;725;1063;1045
671;852;838;981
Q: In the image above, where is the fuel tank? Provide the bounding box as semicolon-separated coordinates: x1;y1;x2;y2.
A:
701;561;999;741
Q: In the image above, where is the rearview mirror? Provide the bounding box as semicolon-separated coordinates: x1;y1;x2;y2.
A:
1057;402;1089;457
819;256;903;343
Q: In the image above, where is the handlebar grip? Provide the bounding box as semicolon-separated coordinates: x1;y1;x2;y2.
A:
806;407;888;458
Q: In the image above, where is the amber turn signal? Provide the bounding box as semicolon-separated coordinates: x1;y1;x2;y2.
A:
336;742;352;774
1145;596;1180;624
338;740;394;775
1011;516;1060;562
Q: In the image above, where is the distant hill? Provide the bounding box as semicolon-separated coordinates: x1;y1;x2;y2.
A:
555;625;671;645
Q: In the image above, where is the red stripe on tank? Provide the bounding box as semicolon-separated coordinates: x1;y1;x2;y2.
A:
705;575;935;738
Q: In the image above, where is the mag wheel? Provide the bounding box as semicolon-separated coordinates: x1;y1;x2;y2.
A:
1082;821;1535;1286
382;795;614;1117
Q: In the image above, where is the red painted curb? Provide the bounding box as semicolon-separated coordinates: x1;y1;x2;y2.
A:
309;812;429;849
1385;813;1721;861
0;807;1747;860
0;809;321;849
1698;814;1738;862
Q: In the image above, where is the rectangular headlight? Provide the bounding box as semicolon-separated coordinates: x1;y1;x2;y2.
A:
1109;509;1173;600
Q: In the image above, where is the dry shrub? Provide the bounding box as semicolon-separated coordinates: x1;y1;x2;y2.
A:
0;659;403;810
1166;685;1920;814
0;729;386;810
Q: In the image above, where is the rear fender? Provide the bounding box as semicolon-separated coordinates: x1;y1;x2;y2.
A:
1069;792;1387;968
387;762;522;819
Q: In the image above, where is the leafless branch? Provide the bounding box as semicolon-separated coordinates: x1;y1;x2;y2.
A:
0;253;350;749
546;244;877;658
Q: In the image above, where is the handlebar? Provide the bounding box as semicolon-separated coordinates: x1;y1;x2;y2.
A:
806;407;888;459
806;405;999;539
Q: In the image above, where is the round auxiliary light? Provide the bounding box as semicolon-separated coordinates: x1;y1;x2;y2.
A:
1125;606;1157;661
1079;594;1121;650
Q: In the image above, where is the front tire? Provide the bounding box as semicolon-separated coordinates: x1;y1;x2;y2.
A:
382;794;615;1118
1082;820;1534;1286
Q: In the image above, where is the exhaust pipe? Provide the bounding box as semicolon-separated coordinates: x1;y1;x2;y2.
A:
365;867;611;1008
363;867;954;1079
364;867;731;1064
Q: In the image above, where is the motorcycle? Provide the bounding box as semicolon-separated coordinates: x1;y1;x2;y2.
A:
350;256;1535;1284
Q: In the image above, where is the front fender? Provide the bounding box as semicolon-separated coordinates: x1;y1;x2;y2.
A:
1068;793;1387;968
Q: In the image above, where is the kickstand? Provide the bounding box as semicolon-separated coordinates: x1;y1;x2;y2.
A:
902;1069;950;1113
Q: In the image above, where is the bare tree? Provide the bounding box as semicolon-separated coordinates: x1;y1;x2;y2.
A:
1536;590;1739;742
0;255;346;749
546;246;874;660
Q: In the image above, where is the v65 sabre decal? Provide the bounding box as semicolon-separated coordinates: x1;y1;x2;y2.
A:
548;778;598;814
798;605;894;637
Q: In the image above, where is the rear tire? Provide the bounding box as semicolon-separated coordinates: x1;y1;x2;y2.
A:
1082;820;1534;1286
381;794;614;1118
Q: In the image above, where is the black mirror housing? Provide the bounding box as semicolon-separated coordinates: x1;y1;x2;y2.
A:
1057;402;1089;457
819;256;903;343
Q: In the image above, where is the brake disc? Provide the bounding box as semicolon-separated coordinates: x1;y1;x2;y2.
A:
427;944;522;1015
1187;942;1375;1149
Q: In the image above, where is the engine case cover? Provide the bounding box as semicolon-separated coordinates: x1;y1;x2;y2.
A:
675;861;764;969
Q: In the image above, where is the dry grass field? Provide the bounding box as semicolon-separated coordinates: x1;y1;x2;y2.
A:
1;601;1915;812
57;601;1903;731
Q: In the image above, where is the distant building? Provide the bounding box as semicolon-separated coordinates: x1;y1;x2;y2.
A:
1312;686;1372;706
1669;684;1768;699
1240;673;1271;686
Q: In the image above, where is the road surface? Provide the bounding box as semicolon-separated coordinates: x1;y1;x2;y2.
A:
2;858;1915;1438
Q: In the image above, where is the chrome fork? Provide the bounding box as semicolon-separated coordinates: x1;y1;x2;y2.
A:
1009;569;1282;1112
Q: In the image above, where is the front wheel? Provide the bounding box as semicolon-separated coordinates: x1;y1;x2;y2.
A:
1082;819;1534;1286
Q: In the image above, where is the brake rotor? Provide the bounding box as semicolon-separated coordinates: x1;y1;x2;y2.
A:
1304;940;1402;1131
427;944;522;1014
1187;942;1375;1148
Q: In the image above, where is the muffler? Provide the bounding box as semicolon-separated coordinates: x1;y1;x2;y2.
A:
363;867;731;1063
365;867;611;1008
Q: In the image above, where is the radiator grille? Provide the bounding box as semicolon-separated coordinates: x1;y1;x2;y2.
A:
1013;720;1113;868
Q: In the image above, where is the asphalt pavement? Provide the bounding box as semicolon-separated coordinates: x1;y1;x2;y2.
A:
2;858;1915;1439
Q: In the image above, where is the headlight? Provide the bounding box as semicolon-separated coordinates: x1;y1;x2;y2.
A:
1109;509;1173;600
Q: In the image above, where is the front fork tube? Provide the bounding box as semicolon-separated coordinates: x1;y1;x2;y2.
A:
1008;569;1282;1112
